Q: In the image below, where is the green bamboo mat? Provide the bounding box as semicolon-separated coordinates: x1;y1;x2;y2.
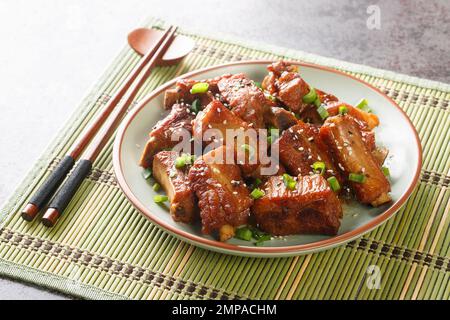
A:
1;17;449;300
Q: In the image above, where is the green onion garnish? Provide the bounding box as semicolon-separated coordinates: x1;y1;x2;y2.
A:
356;98;372;113
316;105;329;120
382;166;390;177
282;173;297;190
175;156;187;169
314;97;322;107
255;234;271;246
264;92;276;102
241;144;255;157
152;183;161;192
235;227;253;241
175;154;194;169
302;87;317;104
142;168;152;180
253;178;262;188
190;99;201;114
349;173;366;183
327;176;341;192
267;127;280;144
338;105;348;115
153;195;168;203
250;188;265;199
312;161;326;175
190;82;209;94
254;81;262;89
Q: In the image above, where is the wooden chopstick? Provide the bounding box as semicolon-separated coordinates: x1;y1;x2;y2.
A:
21;26;177;224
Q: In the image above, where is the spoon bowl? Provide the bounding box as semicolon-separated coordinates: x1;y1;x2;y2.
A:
128;28;195;66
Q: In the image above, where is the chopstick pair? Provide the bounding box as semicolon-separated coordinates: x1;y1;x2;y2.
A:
21;25;178;227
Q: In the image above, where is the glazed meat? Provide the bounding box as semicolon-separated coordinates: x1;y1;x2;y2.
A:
193;100;274;180
139;103;195;168
298;89;339;124
262;61;340;119
252;175;342;235
276;121;340;181
262;61;309;113
264;106;298;131
188;146;253;236
218;73;271;128
152;151;198;223
164;77;223;109
320;115;391;206
193;100;250;147
139;60;394;241
326;102;386;163
326;102;379;130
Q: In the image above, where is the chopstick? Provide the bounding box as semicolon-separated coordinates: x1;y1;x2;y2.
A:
21;25;177;226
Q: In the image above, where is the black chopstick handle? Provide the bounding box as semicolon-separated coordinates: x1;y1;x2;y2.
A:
41;159;92;227
22;155;75;221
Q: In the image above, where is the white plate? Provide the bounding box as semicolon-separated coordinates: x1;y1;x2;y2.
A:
113;60;422;257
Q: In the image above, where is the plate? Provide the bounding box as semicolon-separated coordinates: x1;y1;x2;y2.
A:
113;60;422;257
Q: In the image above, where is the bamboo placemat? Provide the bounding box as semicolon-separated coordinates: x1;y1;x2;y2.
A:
1;17;449;300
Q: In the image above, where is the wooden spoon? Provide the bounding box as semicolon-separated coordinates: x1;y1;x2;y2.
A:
128;28;195;66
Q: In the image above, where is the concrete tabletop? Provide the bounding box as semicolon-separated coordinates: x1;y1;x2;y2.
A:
0;0;448;300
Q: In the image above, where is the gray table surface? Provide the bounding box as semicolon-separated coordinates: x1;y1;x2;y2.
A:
0;0;448;300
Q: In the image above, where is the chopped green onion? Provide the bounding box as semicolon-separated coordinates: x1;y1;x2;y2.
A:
190;99;201;114
316;104;329;120
250;226;265;238
382;166;390;177
282;173;297;190
142;168;152;180
175;156;187;168
254;232;271;246
356;98;372;113
338;105;348;115
264;92;276;102
327;176;341;192
190;82;209;94
241;144;254;156
312;161;326;175
349;173;366;183
175;154;194;169
235;227;253;241
152;183;161;192
302;87;317;104
153;195;168;203
269;126;279;137
253;178;262;188
250;188;265;199
314;97;322;107
267;126;279;144
254;81;262;89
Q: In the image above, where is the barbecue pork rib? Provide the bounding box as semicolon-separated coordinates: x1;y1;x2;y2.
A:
139;103;195;168
320;115;391;206
252;174;342;235
276;121;341;181
152;151;198;223
218;73;272;128
188;146;253;237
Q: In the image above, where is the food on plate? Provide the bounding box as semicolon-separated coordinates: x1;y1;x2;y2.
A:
276;121;341;182
320;115;391;206
139;103;194;168
188;146;253;241
252;174;342;235
139;61;392;244
152;151;198;223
